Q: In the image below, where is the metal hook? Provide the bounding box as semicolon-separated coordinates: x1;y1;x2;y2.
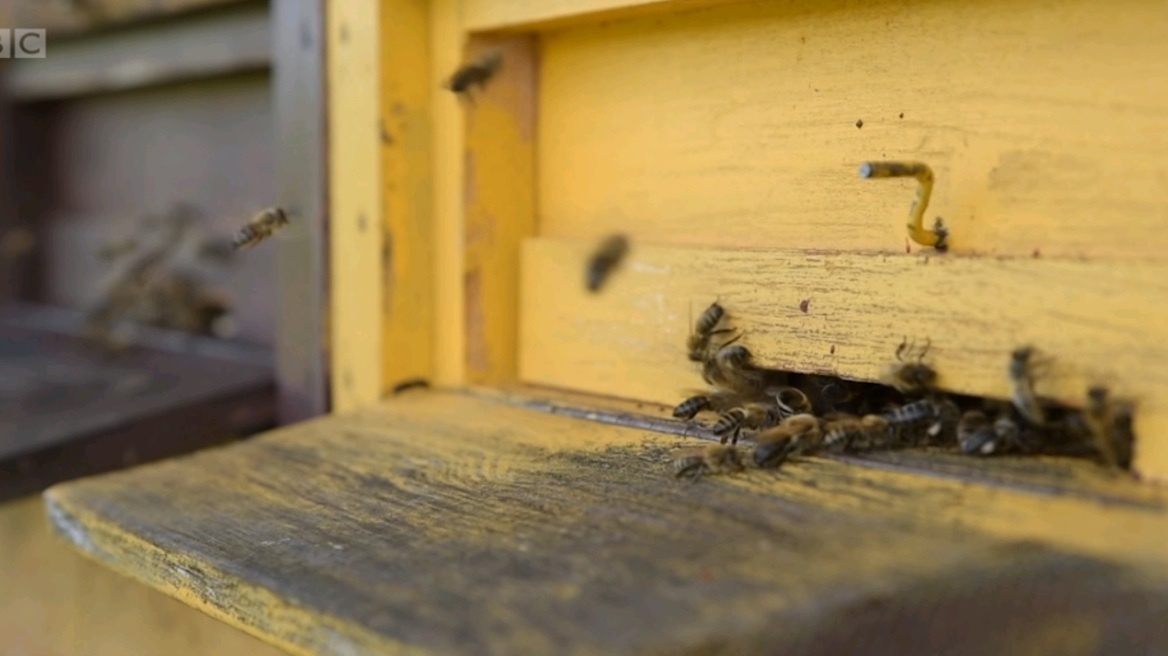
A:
859;161;949;251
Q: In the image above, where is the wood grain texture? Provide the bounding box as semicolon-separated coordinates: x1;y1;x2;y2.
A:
381;0;436;394
536;0;1168;259
328;0;384;412
0;496;284;656
430;0;468;386
463;35;538;383
43;391;1168;655
519;238;1168;477
6;0;246;35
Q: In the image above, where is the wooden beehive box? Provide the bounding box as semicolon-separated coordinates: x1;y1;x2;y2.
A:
44;1;1168;654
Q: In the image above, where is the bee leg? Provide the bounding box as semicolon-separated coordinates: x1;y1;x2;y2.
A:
731;427;742;445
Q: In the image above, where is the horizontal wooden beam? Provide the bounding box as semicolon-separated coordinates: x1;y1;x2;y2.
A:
520;237;1168;478
462;0;749;33
6;0;248;37
42;389;1168;654
3;1;270;101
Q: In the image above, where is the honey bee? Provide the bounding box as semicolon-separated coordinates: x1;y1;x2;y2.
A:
752;414;824;468
882;398;937;426
1084;386;1135;469
1008;346;1047;426
711;402;783;445
822;413;892;451
446;49;504;100
672;389;742;420
703;342;772;395
958;410;995;455
585;234;629;292
882;338;939;396
672;444;746;481
231;208;289;251
924;397;961;444
687;300;736;362
770;386;813;418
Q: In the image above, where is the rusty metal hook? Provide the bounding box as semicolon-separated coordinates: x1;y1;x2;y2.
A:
859;161;949;251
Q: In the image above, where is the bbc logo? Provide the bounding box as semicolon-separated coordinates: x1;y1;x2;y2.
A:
0;29;47;59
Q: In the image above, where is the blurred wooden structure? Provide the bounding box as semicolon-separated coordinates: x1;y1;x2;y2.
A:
41;0;1168;654
0;0;325;653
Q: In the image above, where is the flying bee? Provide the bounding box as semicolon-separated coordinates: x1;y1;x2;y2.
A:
672;444;745;481
711;402;783;445
231;207;289;251
752;414;824;469
822;413;892;451
1084;386;1135;469
672;389;743;421
687;300;736;362
882;337;939;397
446;48;504;101
1009;346;1049;426
585;233;629;292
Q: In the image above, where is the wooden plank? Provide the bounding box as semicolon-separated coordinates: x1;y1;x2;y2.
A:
380;0;436;394
273;0;329;421
519;238;1168;478
327;0;383;412
0;496;285;656
535;0;1168;260
4;1;271;101
462;35;538;384
0;303;273;502
44;390;1168;655
430;0;468;386
462;0;746;32
7;0;247;36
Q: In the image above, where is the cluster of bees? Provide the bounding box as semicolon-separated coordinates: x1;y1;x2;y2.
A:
84;205;288;350
671;301;1136;481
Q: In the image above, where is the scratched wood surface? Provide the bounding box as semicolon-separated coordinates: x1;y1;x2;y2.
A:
0;497;284;656
44;391;1168;655
519;237;1168;478
535;0;1168;260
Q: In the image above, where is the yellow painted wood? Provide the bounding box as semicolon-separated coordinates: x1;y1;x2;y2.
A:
430;0;468;386
0;496;282;656
520;237;1168;479
328;0;383;411
381;0;436;394
462;0;741;31
536;0;1168;259
41;391;1168;654
463;35;538;383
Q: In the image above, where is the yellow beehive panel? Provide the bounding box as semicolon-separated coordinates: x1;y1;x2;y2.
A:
536;0;1168;258
519;237;1168;477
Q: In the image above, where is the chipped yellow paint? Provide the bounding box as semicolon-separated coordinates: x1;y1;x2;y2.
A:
381;0;436;394
520;238;1168;478
328;0;383;411
462;36;538;384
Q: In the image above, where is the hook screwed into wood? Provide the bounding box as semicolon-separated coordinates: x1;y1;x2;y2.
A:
859;161;949;251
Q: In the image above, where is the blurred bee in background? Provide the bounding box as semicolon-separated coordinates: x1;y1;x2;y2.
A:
673;444;745;482
585;234;629;292
98;238;139;262
1083;386;1136;469
446;49;504;102
231;207;289;251
882;338;939;397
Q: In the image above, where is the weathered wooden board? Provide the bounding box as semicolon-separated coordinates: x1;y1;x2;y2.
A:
45;391;1168;655
519;238;1168;477
0;303;273;502
535;0;1168;260
6;0;248;36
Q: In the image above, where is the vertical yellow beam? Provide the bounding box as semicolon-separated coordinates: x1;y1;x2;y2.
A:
430;0;467;386
381;0;435;393
328;0;383;411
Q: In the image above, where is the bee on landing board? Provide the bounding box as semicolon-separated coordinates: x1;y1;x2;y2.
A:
882;338;939;397
711;402;783;445
585;234;629;292
672;445;745;482
446;49;504;102
231;208;289;251
752;414;824;469
672;389;745;421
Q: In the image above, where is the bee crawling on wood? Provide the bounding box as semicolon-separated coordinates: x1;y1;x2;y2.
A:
751;414;825;469
821;413;892;451
231;207;289;251
882;337;939;397
672;444;746;482
711;402;784;445
770;385;813;418
686;300;736;362
585;233;629;292
672;389;744;421
446;48;504;101
1008;346;1049;426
